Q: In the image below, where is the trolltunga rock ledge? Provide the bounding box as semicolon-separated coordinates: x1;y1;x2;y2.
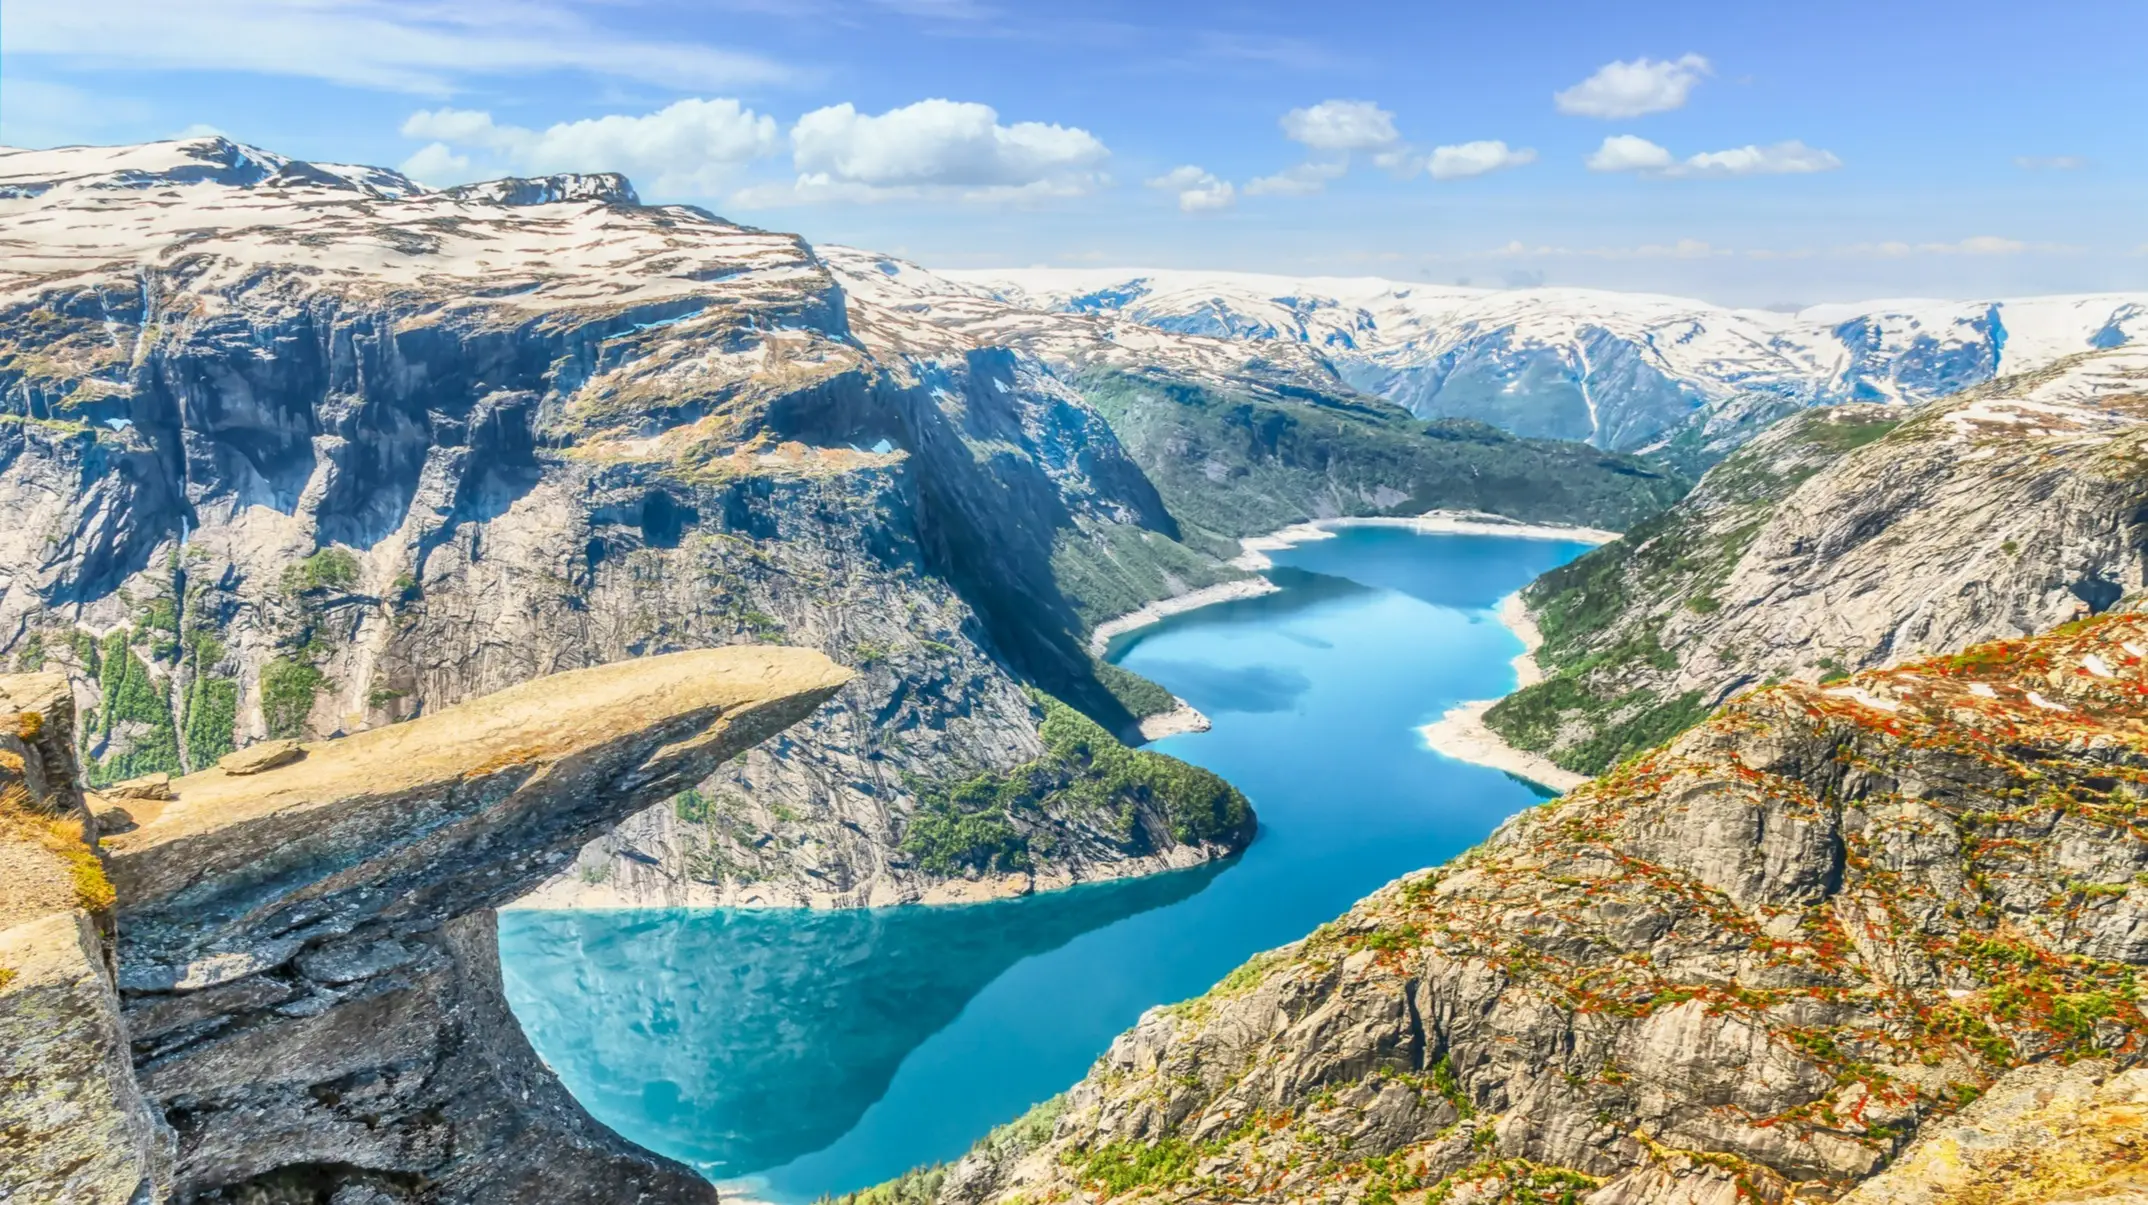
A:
96;645;850;1203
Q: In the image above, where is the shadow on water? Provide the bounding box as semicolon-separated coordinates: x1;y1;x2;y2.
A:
1103;566;1371;662
497;858;1232;1178
1268;528;1594;612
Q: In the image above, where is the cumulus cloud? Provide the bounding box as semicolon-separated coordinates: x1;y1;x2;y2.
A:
764;98;1109;203
1584;134;1675;173
398;98;780;193
1554;53;1711;118
1245;161;1348;196
1147;165;1235;212
398;140;471;183
2015;155;2088;170
1279;99;1400;151
1586;135;1841;177
1425;140;1537;180
1678;141;1842;176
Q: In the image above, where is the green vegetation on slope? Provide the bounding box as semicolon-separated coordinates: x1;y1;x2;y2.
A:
180;632;239;768
88;628;180;785
259;657;325;740
1484;407;1901;774
901;694;1252;875
1074;368;1689;540
1049;519;1244;632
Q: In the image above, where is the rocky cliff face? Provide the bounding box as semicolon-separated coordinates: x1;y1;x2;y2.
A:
0;137;1265;909
1486;346;2148;775
0;137;1675;908
909;613;2148;1205
1;672;169;1204
95;644;848;1202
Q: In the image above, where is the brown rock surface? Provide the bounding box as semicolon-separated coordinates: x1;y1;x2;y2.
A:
1839;1060;2148;1205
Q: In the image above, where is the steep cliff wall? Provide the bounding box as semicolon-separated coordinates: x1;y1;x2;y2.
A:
0;672;169;1203
901;613;2148;1205
0;137;1273;908
97;645;848;1201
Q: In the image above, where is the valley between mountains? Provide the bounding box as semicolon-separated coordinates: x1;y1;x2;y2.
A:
4;135;2148;1205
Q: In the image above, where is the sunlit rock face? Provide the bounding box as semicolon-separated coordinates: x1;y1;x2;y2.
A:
0;137;1272;910
0;674;170;1205
908;614;2148;1205
1486;345;2148;776
97;645;849;1202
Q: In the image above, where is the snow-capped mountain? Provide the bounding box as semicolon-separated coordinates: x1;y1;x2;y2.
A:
938;267;2148;451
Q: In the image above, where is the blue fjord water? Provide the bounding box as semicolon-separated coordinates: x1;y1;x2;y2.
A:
498;528;1590;1201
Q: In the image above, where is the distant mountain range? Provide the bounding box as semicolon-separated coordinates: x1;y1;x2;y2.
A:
923;265;2147;454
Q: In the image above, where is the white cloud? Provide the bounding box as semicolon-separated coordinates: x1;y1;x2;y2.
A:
1676;141;1841;176
1425;140;1537;180
398;98;781;194
1587;135;1841;177
1245;161;1348;196
1585;135;1675;173
6;0;791;96
1147;165;1235;212
741;99;1109;205
398;141;471;183
1554;53;1711;119
1278;99;1400;151
2015;155;2088;170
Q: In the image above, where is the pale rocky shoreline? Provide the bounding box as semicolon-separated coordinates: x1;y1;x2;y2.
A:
1086;577;1281;656
1419;591;1594;793
1094;510;1615;771
1231;508;1619;570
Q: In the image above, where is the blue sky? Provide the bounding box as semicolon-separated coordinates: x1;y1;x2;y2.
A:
5;0;2143;304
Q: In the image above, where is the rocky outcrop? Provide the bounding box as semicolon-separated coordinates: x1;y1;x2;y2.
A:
1;672;169;1204
85;644;849;1202
906;613;2148;1205
1839;1059;2148;1205
0;136;1282;909
1487;346;2148;775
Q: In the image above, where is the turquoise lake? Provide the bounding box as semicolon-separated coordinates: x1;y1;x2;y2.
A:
498;527;1590;1201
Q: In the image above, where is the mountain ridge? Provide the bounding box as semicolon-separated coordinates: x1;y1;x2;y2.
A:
937;264;2146;454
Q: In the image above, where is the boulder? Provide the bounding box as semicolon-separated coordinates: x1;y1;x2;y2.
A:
215;738;306;776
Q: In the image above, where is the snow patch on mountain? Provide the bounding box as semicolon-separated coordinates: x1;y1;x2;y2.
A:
942;267;2148;450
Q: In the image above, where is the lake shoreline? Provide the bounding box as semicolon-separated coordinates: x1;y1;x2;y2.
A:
1093;509;1618;750
1229;508;1619;571
1417;592;1591;793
